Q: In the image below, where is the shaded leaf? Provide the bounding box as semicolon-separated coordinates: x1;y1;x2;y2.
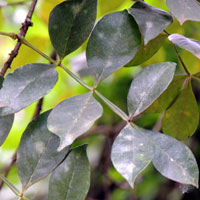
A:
129;1;173;44
126;34;167;67
86;10;141;84
0;76;3;88
167;0;200;25
0;114;14;146
0;64;58;116
111;124;153;188
162;80;199;140
168;34;200;59
145;75;186;113
48;145;90;200
128;62;176;118
47;92;103;150
49;0;97;59
145;129;199;187
17;111;69;190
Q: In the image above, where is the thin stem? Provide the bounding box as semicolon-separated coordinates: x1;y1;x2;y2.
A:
0;174;20;196
0;0;29;8
192;75;200;82
94;90;128;121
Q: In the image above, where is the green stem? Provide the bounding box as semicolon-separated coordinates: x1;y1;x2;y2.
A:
0;31;16;39
0;174;20;196
192;75;200;82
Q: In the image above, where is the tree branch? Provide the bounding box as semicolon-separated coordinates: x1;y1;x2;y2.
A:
0;0;38;76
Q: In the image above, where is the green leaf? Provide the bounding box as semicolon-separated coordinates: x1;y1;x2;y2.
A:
48;0;97;59
145;75;186;113
86;10;141;84
48;145;90;200
167;0;200;25
0;114;14;146
162;80;199;140
111;124;153;188
47;92;103;150
128;62;176;118
168;34;200;59
126;34;167;67
0;76;3;88
0;64;58;116
17;111;69;191
129;1;173;44
145;129;199;188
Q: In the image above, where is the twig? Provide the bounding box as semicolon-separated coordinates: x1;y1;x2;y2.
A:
0;0;38;76
0;1;29;8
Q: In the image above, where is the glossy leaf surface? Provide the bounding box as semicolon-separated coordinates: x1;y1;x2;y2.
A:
129;1;173;44
47;93;103;150
49;0;97;59
48;145;90;200
17;111;69;190
167;0;200;25
128;62;176;118
162;81;199;140
111;124;153;188
0;64;58;116
86;10;141;84
169;34;200;59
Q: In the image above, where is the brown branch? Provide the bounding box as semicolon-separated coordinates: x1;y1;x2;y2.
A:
0;0;38;76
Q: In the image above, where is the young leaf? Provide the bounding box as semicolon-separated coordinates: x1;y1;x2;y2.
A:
86;10;141;84
167;0;200;25
145;129;199;188
168;34;200;59
48;0;97;59
129;1;173;44
48;145;90;200
126;34;167;67
111;124;153;188
0;64;58;116
17;111;69;191
0;114;14;146
162;81;199;140
128;62;176;118
47;92;103;150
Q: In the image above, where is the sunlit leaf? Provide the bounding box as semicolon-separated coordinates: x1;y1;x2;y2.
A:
129;1;173;44
86;10;141;84
0;64;58;116
167;0;200;25
47;92;103;150
126;34;167;67
111;124;153;188
48;0;97;59
17;111;69;190
168;34;200;59
48;145;90;200
128;62;176;118
162;80;199;140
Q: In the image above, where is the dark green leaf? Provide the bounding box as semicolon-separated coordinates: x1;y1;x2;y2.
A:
167;0;200;25
162;80;199;140
126;34;167;67
0;114;14;146
0;64;58;116
129;1;173;44
17;111;69;191
145;75;186;113
47;92;103;150
111;124;153;188
48;0;97;59
0;76;3;89
48;145;90;200
128;62;176;118
169;34;200;59
86;10;141;84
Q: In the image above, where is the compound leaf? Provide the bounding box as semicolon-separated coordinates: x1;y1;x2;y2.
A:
17;111;69;190
49;0;97;59
0;64;58;116
86;10;141;84
47;92;103;150
129;1;173;44
48;145;90;200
